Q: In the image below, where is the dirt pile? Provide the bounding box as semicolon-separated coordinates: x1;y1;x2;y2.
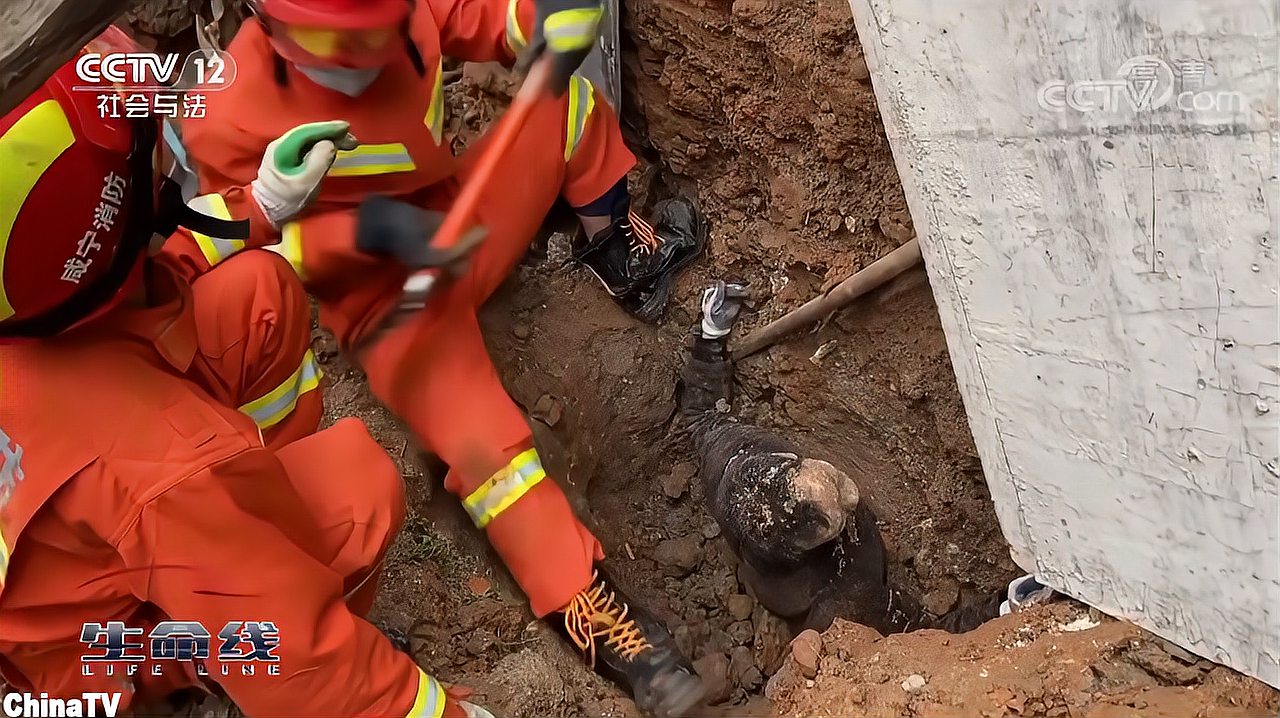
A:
768;602;1279;718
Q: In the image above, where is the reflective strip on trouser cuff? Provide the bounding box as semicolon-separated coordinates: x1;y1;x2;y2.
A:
544;7;601;53
463;448;547;529
423;60;445;145
565;75;597;161
238;349;321;429
406;669;446;718
189;193;242;266
270;221;306;278
328;143;416;177
505;0;527;54
0;99;76;321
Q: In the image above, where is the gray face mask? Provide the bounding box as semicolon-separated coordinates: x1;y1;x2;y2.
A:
297;65;382;97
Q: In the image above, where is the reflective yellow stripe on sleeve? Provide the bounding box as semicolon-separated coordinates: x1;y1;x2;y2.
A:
406;669;446;718
238;349;321;430
505;0;528;54
565;74;597;162
270;221;306;278
463;448;547;529
0;528;11;585
423;59;445;146
543;7;601;53
0;99;76;322
329;143;417;177
188;193;242;266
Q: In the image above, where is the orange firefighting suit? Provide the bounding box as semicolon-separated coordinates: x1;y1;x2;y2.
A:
182;0;636;616
0;224;450;715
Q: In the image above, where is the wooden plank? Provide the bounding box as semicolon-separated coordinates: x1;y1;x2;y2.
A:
0;0;132;115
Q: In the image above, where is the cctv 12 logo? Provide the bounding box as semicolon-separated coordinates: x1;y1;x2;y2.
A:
73;51;237;91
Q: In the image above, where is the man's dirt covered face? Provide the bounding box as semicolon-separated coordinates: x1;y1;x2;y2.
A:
722;452;861;567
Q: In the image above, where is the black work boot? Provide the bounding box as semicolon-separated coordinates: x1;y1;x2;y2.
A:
574;198;708;322
560;571;705;716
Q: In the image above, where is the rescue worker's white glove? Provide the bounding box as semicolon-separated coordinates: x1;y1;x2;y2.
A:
252;120;358;229
700;281;749;339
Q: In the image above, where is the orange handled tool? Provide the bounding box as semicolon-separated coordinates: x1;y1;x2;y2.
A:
393;56;554;310
354;56;555;353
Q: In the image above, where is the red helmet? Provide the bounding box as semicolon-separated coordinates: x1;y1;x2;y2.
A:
0;26;245;340
0;34;149;339
259;0;412;68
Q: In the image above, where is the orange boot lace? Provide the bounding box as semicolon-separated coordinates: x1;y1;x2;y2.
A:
563;571;653;667
626;210;661;256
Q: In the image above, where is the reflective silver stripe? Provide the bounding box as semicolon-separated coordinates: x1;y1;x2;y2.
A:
188;193;243;265
238;349;321;429
462;448;547;528
405;670;445;718
328;143;416;177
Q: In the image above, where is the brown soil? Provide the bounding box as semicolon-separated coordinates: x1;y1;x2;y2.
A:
123;0;1280;714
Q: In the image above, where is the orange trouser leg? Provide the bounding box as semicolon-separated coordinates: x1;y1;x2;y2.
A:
188;249;322;449
272;418;406;616
352;90;633;616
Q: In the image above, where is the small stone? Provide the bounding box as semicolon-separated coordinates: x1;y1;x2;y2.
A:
701;521;722;539
922;580;960;615
727;594;754;621
901;674;927;694
512;324;530;340
662;462;698;499
464;629;496;656
790;629;823;679
529;394;562;427
727;620;754;647
653;535;703;577
1046;707;1067;717
740;666;763;691
692;653;731;705
729;646;755;682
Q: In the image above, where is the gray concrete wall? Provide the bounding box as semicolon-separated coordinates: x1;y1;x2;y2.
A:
846;0;1279;687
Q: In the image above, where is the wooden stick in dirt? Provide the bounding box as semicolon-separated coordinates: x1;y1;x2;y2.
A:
0;0;132;115
732;238;924;361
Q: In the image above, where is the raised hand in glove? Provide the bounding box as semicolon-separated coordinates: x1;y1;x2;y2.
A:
529;0;604;94
700;281;749;339
252;120;358;228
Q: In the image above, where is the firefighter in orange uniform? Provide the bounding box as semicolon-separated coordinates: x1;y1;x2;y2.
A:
181;1;707;713
0;44;496;718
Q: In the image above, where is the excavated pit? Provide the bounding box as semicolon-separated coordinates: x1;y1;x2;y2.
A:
119;0;1280;714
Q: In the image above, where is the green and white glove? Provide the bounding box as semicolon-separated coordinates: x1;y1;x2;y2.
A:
251;120;358;228
531;0;603;94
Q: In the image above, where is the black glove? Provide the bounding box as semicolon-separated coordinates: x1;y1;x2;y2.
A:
700;281;749;338
356;195;482;273
529;0;604;95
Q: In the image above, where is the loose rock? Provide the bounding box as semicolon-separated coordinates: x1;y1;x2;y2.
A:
902;674;928;694
790;629;823;679
662;462;698;499
692;652;732;705
653;535;703;577
727;620;754;647
727;594;755;621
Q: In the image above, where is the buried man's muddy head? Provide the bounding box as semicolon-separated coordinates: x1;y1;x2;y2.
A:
718;451;861;566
